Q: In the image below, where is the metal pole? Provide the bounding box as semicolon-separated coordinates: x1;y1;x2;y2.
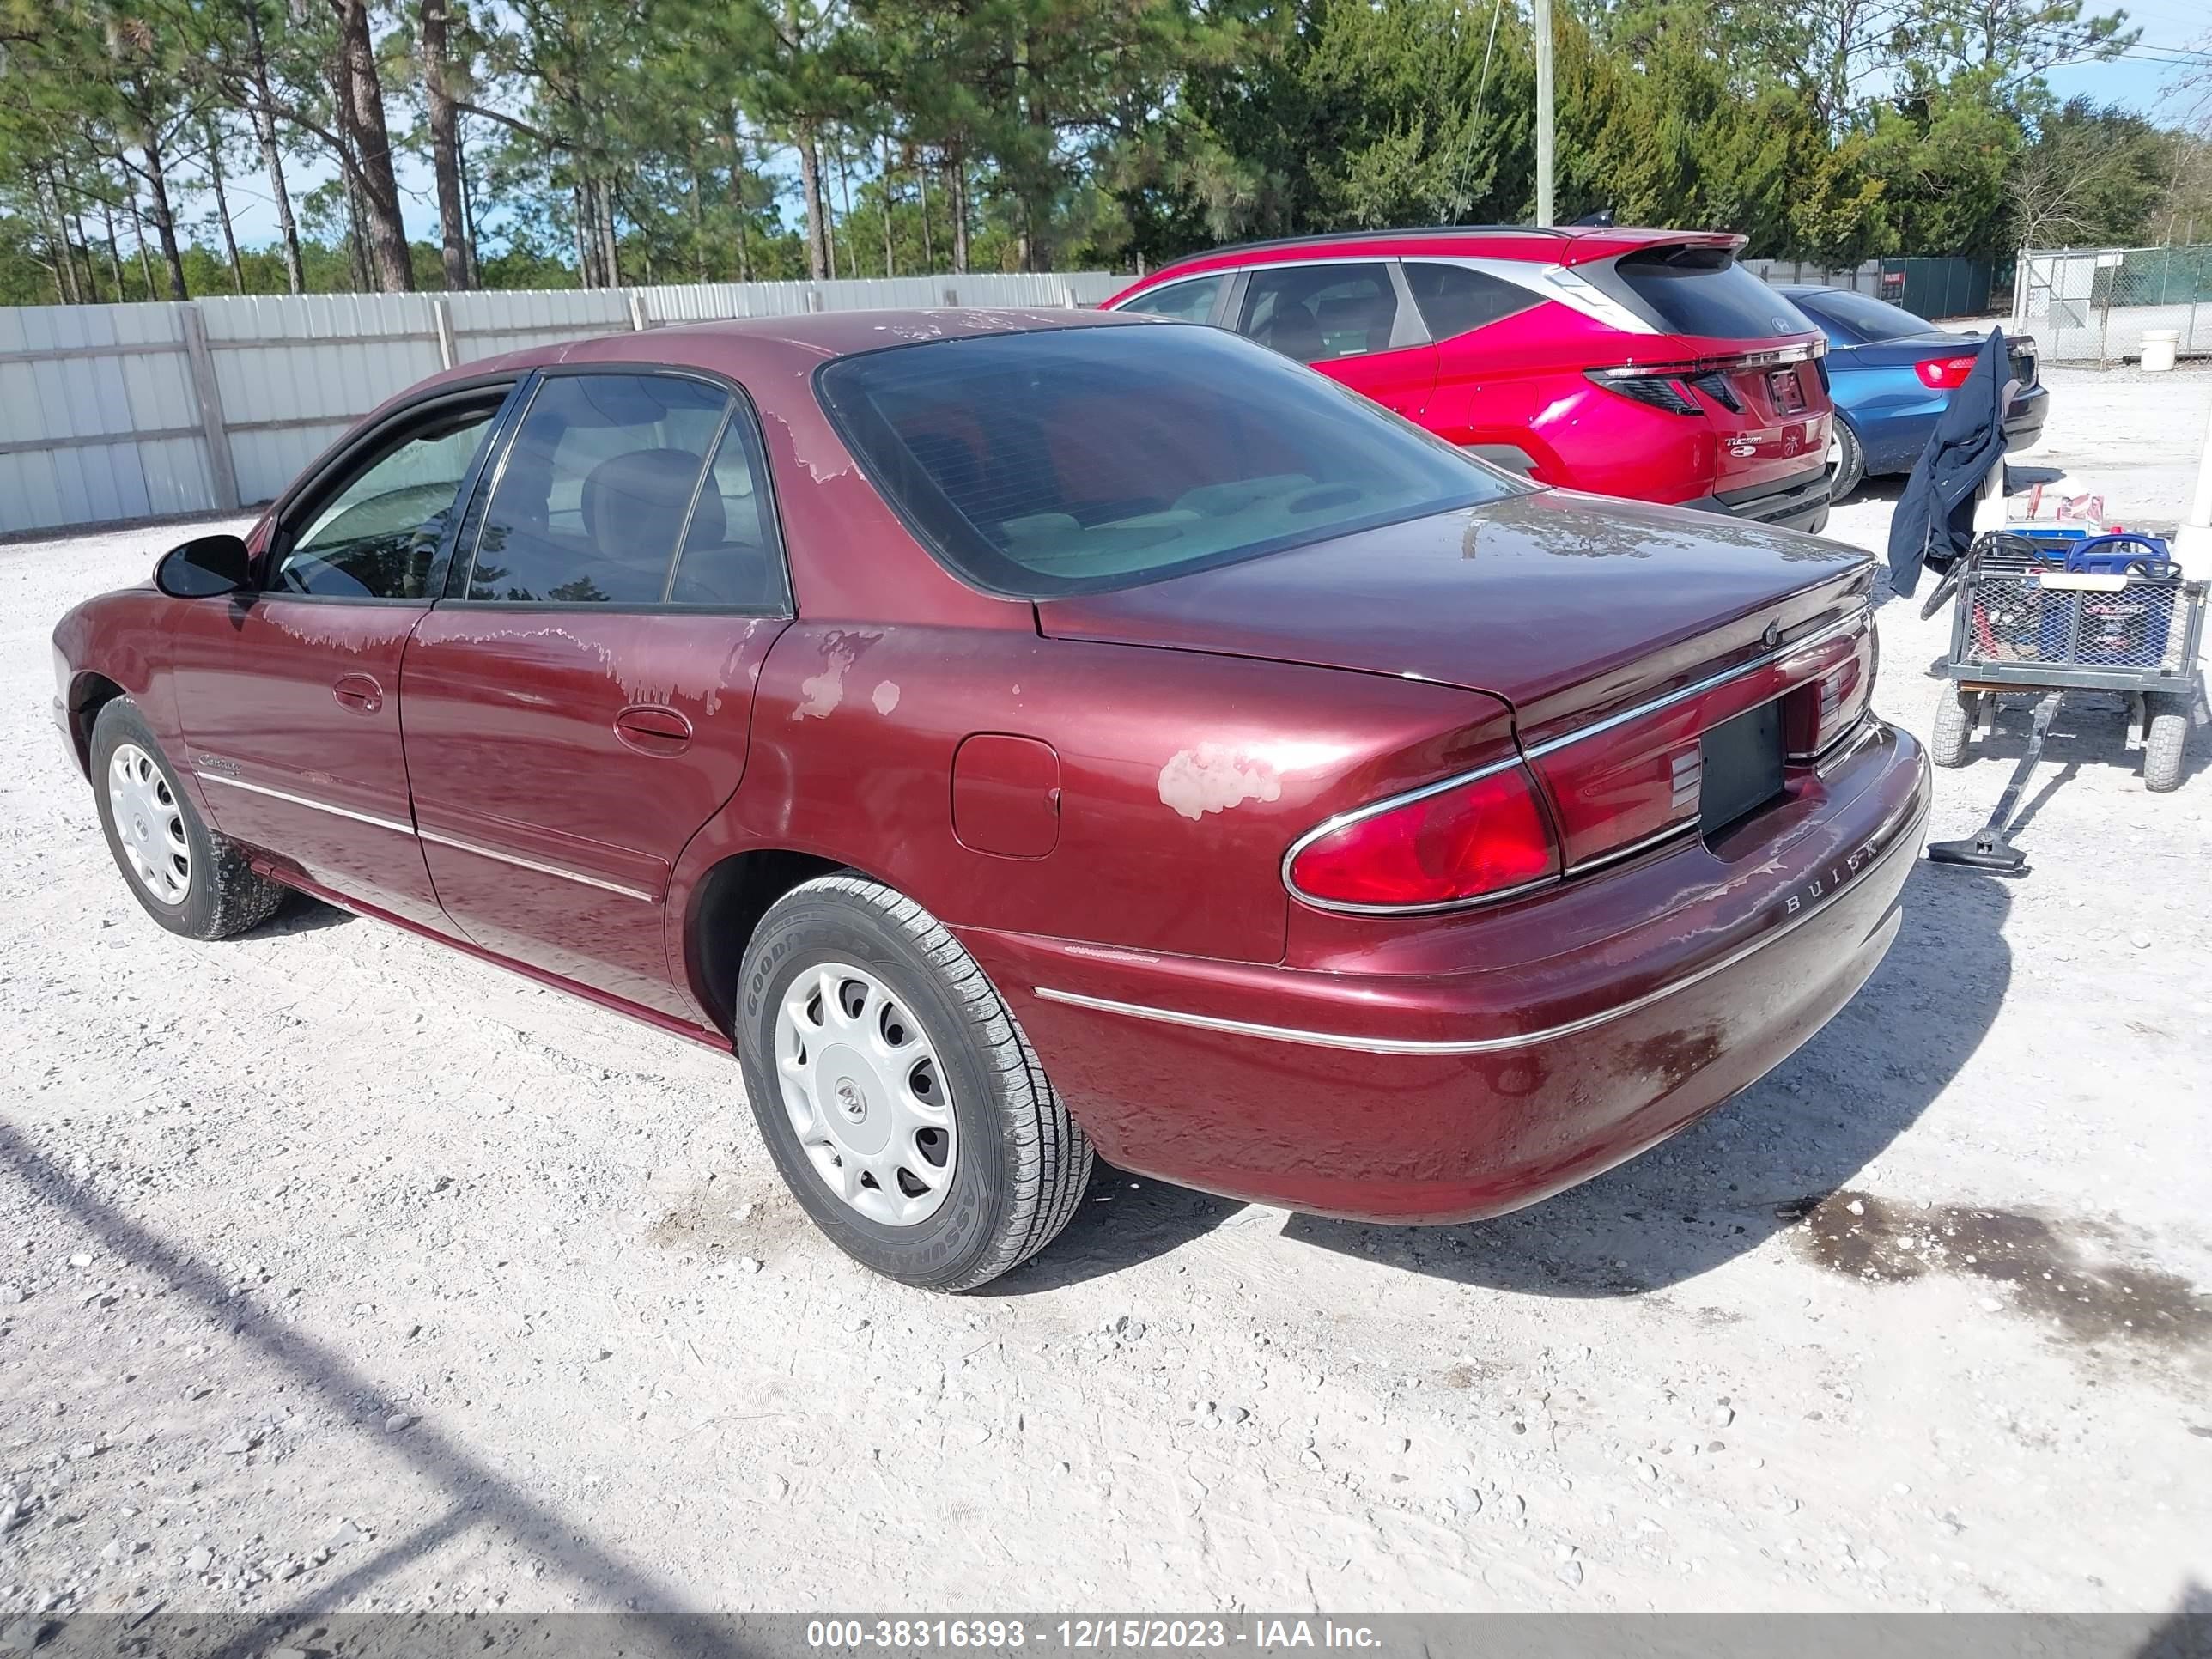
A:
433;297;457;370
2178;399;2212;578
179;305;240;514
1533;0;1554;227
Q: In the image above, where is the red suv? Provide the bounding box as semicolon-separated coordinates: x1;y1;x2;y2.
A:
1105;226;1834;534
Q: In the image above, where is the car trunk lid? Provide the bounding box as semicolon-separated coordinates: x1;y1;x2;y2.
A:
1036;489;1874;742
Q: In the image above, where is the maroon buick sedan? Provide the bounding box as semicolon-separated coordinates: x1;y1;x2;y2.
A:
52;309;1929;1290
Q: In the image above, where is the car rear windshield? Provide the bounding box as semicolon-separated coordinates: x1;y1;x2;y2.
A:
1608;245;1814;341
814;323;1514;598
1799;289;1939;343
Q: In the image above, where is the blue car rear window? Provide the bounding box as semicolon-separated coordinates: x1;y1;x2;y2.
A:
1801;290;1939;343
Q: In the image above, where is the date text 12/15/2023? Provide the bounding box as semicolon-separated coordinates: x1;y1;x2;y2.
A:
805;1620;1386;1650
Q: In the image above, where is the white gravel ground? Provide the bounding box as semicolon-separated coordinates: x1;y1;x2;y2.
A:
1;366;2208;1622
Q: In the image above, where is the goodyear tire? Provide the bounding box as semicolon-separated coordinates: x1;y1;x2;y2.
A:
737;874;1093;1291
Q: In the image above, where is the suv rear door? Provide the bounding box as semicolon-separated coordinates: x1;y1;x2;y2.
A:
1585;241;1829;510
1228;261;1439;422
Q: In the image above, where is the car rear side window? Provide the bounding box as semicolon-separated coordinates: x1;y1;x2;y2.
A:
668;411;789;608
1237;263;1400;362
1403;263;1536;340
466;374;730;605
1116;275;1224;323
1607;246;1814;340
815;323;1512;599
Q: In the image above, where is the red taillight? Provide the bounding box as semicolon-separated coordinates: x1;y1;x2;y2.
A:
1588;369;1702;416
1787;622;1878;759
1286;764;1561;911
1914;355;1980;390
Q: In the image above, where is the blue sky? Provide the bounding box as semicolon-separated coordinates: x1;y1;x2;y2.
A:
2042;0;2209;118
208;15;2211;251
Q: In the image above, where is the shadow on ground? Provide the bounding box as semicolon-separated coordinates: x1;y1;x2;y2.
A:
999;864;2011;1300
0;1123;731;1647
260;891;357;935
1932;686;2212;811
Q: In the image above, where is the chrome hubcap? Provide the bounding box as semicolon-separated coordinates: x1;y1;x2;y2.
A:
107;743;191;905
1826;431;1844;476
774;963;956;1226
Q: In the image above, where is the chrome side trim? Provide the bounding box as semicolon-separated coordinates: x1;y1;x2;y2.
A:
1522;610;1866;762
197;771;416;838
1045;799;1923;1057
197;765;659;903
1563;817;1698;877
416;827;660;903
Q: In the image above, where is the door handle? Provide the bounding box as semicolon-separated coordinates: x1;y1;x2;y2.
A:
615;703;692;756
332;672;384;714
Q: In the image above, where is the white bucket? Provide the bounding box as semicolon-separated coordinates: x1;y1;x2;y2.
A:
2142;328;2180;373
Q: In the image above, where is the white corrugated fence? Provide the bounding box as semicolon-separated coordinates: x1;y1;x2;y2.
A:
0;271;1125;538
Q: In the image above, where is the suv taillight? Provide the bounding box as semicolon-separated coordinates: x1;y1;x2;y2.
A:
1589;368;1702;415
1914;355;1980;389
1285;763;1561;912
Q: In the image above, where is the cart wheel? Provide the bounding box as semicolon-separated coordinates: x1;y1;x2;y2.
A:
2144;695;2189;793
1930;684;1977;768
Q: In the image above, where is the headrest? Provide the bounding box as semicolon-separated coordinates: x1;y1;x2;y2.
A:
1260;304;1324;362
580;448;720;560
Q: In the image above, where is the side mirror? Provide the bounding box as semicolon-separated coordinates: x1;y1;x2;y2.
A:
155;533;252;599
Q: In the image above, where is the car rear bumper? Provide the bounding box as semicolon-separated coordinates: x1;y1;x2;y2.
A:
963;720;1929;1223
1686;464;1832;534
2004;384;2049;454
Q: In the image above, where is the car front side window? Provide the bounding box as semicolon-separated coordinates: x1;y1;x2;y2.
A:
272;404;501;600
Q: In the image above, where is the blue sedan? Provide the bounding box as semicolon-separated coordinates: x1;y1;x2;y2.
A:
1779;286;2050;501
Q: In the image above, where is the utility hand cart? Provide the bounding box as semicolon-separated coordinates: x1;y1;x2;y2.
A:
1921;527;2204;871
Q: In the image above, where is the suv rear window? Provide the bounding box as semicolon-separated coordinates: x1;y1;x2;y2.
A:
1608;246;1814;341
815;324;1512;599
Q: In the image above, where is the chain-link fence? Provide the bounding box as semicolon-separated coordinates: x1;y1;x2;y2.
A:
2014;245;2212;365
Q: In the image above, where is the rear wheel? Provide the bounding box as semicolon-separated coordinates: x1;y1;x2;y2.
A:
1930;684;1977;768
736;873;1092;1290
90;699;285;939
2144;694;2189;793
1825;421;1866;503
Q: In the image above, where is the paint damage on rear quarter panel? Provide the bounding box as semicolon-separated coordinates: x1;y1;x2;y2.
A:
684;622;1522;972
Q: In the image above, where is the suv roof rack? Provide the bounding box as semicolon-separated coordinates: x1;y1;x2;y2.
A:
1194;224;1578;261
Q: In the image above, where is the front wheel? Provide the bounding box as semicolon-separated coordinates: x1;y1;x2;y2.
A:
89;699;285;939
1825;421;1866;503
736;874;1093;1290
